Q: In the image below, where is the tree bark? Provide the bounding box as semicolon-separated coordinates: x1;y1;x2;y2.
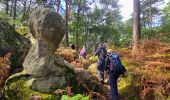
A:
13;0;17;20
10;0;14;17
22;0;27;22
76;0;81;52
132;0;141;55
56;0;61;13
5;0;9;15
149;0;152;36
65;0;70;46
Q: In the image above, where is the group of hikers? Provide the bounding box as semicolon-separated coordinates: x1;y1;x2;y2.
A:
70;43;126;100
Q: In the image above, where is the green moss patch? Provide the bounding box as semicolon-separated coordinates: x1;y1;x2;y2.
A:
5;72;58;100
61;94;90;100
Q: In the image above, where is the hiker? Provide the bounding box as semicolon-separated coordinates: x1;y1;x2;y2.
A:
105;49;126;100
70;44;76;60
94;43;107;84
79;46;87;59
70;44;75;50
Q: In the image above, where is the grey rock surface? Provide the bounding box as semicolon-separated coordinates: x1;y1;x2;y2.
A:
23;8;99;93
23;8;74;92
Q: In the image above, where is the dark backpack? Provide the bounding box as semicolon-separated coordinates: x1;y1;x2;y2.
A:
109;53;126;75
98;47;106;60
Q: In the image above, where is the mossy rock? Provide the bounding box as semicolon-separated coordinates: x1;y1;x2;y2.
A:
5;70;94;100
0;20;30;72
87;63;97;76
5;71;58;100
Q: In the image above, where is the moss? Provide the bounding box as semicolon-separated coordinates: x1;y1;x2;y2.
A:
61;95;71;100
87;63;97;76
16;26;30;36
118;77;131;92
89;56;98;63
167;94;170;100
71;94;83;100
61;94;90;100
5;72;58;100
117;64;142;100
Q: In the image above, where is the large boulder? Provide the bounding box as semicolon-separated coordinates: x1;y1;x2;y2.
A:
23;8;66;77
22;8;76;92
6;9;108;100
0;20;30;72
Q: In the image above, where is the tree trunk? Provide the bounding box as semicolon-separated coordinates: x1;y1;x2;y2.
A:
76;0;81;53
5;0;9;15
10;0;14;17
22;0;27;22
13;0;17;20
56;0;61;13
65;0;70;46
149;0;152;36
132;0;141;55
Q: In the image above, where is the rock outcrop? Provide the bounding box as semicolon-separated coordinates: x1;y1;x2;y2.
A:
0;20;30;72
5;8;110;100
23;8;76;92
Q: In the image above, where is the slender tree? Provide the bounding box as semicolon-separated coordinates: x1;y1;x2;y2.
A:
22;0;27;22
56;0;61;13
13;0;17;20
132;0;141;54
5;0;9;15
75;0;81;52
65;0;70;46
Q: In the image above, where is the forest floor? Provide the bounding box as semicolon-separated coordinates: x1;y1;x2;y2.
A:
0;39;170;100
112;39;170;100
65;39;170;100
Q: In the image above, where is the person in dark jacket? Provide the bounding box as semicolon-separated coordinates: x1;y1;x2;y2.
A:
94;43;107;84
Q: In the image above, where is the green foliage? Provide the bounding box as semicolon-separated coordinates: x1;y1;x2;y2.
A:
119;19;132;47
69;0;123;51
140;0;164;28
0;11;11;22
61;95;71;100
89;56;98;63
61;94;90;100
159;1;170;36
16;26;30;36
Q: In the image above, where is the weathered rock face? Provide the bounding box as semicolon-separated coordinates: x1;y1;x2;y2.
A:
22;8;102;94
23;8;66;77
0;20;29;72
23;8;75;92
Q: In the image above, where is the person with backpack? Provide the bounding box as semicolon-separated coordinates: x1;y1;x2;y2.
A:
94;43;107;84
105;49;126;100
